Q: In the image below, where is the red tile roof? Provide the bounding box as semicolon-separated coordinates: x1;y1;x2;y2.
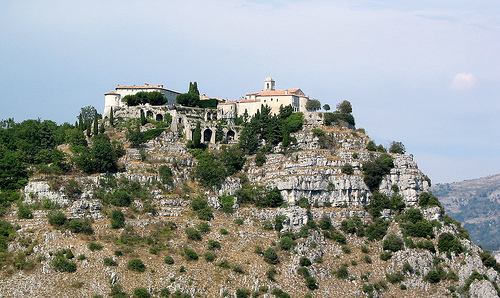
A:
246;88;306;97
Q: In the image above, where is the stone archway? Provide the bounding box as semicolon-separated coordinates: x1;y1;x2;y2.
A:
203;129;213;143
227;130;235;141
146;111;153;118
156;114;163;121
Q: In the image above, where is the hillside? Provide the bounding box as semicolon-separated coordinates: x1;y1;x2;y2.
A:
431;174;500;252
0;107;499;298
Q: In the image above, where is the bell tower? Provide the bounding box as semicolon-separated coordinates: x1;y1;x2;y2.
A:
264;77;275;91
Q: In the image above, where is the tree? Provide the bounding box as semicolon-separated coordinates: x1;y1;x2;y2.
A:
140;109;147;126
109;107;114;127
191;122;202;149
389;141;406;154
336;100;352;114
0;147;28;190
323;104;331;111
306;99;321;111
263;247;279;264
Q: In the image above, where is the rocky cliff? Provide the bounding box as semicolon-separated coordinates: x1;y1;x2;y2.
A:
0;123;498;298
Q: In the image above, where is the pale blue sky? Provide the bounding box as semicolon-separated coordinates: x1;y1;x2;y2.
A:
1;0;499;184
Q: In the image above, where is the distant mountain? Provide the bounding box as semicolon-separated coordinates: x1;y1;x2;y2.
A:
432;174;500;251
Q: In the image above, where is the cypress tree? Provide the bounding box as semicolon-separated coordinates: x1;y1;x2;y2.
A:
93;116;99;136
109;107;114;127
140;109;147;126
192;122;201;148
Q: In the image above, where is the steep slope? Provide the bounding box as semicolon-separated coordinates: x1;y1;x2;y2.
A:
432;174;500;251
0;122;499;298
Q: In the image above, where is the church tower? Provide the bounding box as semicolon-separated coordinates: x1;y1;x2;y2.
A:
264;77;275;91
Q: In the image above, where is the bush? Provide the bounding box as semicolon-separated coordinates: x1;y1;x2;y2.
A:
164;255;174;264
318;216;332;230
365;218;390;241
263;247;279;264
380;251;392;261
279;236;296;251
48;211;67;226
69;219;93;234
297;266;310;277
103;257;118;266
183;247;198;261
363;255;372;264
386;271;405;283
234;217;244;225
204;251;215;262
220;229;229;235
127;259;146;272
417;240;436;253
207;239;221;250
362;154;394;191
255;152;267;166
17;203;33;219
88;242;103;251
305;276;318;290
383;234;404;252
158;165;173;185
299;256;312;267
266;267;277;281
341;163;354;175
236;289;251;298
335;264;349;279
197;207;213;221
418;192;441;208
296;197;310;210
255;187;283;208
52;256;76;272
133;287;150;298
437;232;463;254
110;209;125;229
219;195;234;213
111;189;132;207
197;222;210;233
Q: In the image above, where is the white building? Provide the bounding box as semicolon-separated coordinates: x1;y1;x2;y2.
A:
219;77;310;118
104;83;180;118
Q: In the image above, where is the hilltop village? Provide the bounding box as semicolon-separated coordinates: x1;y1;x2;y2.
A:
0;78;499;297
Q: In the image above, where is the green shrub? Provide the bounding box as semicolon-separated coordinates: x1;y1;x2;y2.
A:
318;216;332;230
380;251;392;261
341;163;354;175
103;257;117;266
204;251;215;262
342;245;351;254
158;165;173;185
234;217;244;225
159;288;171;297
335;264;349;279
219;195;235;213
403;262;414;273
77;254;86;260
305;276;318;290
297;266;310;277
17;203;33;219
418;192;442;208
185;227;202;241
52;256;76;272
69;219;93;234
271;288;290;298
236;289;251;298
299;256;312;267
362;154;394;191
263;247;279;264
133;287;150;298
361;245;369;253
220;228;229;235
437;232;463;254
127;259;146;272
207;239;221;250
279;236;296;251
365;218;390;241
183;247;198;261
255;187;283;208
88;242;103;251
296;197;310;210
197;222;210;233
111;189;132;207
383;234;404;252
363;255;372;264
164;255;174;264
255;152;267;167
266;267;277;281
386;271;405;283
48;211;67;226
417;240;436;253
110;209;125;229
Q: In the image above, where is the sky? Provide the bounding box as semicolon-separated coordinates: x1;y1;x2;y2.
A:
1;0;499;184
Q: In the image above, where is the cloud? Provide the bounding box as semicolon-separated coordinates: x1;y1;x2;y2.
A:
451;72;476;91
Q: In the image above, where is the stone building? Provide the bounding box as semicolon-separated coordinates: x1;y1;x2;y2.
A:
219;77;311;117
104;83;180;118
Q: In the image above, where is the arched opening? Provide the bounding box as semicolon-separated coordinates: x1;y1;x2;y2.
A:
156;114;163;121
146;111;153;118
206;113;211;121
227;130;235;141
203;129;213;143
212;113;217;120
